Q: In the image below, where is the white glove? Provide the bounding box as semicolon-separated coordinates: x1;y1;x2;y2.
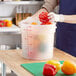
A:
48;12;64;22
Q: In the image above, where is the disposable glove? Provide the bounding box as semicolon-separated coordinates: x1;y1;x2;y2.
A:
48;12;64;22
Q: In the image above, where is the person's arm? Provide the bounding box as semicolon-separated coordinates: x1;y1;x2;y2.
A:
32;0;58;19
64;15;76;24
48;12;76;24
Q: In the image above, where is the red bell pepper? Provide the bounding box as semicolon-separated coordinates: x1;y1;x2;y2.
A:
39;12;49;23
43;64;57;76
0;20;6;27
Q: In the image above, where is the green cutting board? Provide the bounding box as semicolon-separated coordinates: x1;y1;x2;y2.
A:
21;61;76;76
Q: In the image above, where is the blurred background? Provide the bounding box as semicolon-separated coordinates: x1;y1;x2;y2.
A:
0;0;58;75
0;0;43;76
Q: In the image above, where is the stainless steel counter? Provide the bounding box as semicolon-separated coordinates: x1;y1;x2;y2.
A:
0;1;44;5
0;25;20;33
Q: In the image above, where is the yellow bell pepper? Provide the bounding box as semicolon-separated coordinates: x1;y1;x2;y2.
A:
46;60;61;72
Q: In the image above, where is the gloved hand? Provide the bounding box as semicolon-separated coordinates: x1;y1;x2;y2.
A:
48;12;64;22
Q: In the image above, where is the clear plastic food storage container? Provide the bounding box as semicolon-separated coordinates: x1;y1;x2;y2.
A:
20;24;56;60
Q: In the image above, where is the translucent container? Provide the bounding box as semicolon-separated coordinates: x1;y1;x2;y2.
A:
20;24;56;60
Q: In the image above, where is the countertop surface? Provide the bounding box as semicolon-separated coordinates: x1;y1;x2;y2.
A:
0;25;20;33
0;48;76;76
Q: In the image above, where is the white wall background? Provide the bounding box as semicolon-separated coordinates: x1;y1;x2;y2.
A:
0;4;42;17
0;5;16;17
